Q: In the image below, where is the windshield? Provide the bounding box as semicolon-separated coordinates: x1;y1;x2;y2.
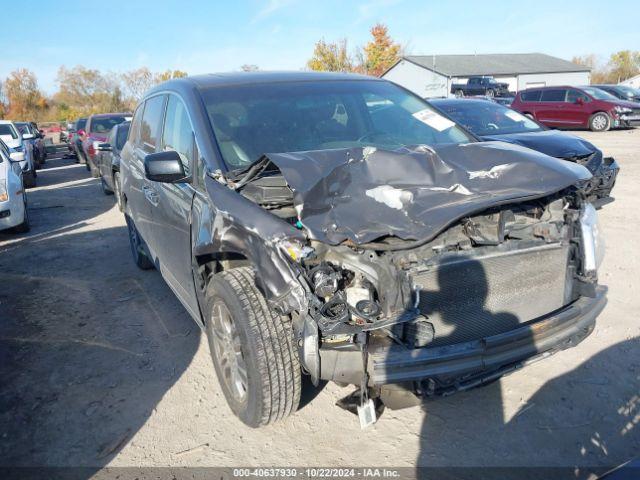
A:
15;123;32;135
433;101;543;136
615;85;639;98
90;116;128;134
202;80;473;169
0;124;18;139
581;87;618;101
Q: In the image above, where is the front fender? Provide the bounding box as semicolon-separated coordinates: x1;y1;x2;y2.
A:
192;176;307;313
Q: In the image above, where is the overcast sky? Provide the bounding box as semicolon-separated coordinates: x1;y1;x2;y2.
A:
2;0;637;94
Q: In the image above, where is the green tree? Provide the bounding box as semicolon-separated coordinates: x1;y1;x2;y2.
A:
307;39;354;72
608;50;640;83
54;66;124;115
358;23;402;77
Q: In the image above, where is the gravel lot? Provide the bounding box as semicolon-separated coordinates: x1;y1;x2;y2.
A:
1;130;638;474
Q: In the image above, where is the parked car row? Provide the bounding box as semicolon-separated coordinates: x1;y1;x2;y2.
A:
511;85;640;132
448;82;640;132
0;138;30;233
86;71;612;429
0;120;47;189
430;98;619;206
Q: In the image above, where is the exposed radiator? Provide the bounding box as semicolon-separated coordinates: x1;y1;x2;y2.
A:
409;243;571;346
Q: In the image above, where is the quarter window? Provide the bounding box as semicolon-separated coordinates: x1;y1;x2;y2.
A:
140;95;166;153
541;89;567;102
161;95;194;175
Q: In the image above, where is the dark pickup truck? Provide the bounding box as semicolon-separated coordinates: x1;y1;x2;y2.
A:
451;76;510;97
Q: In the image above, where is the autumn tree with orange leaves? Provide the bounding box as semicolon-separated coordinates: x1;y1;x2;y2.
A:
307;23;402;77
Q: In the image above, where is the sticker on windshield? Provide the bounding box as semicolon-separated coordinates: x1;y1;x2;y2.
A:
504;110;525;121
412;109;455;131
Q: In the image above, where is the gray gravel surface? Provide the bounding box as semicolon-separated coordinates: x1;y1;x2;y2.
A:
0;131;638;471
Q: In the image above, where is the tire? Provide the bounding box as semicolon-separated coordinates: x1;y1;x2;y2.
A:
125;215;154;270
101;175;114;195
454;89;464;98
524;113;535;120
204;267;301;427
24;171;36;189
486;89;495;98
589;112;611;132
113;172;124;212
14;192;30;233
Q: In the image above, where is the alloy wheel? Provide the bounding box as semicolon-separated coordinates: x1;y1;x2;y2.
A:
209;301;248;403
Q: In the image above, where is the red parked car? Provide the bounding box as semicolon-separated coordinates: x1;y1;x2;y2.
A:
511;85;640;132
80;113;131;175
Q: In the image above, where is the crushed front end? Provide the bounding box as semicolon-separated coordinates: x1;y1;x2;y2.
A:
226;143;607;412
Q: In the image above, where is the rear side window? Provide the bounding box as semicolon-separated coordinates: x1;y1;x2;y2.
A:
161;95;194;175
129;106;143;145
566;89;590;103
140;95;166;153
541;89;566;102
520;90;541;102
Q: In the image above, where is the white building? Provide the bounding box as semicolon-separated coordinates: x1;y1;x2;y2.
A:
382;53;591;98
620;74;640;89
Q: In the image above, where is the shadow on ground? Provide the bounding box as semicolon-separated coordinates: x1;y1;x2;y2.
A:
0;154;201;472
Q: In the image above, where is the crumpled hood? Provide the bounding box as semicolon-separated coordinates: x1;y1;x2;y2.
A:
263;141;592;245
480;130;596;161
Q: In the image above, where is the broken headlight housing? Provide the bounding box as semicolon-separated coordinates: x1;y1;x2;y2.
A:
580;203;605;274
278;239;314;262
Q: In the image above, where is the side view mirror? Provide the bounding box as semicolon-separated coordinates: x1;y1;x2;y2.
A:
144;150;188;183
9;151;25;162
575;97;584;105
22;133;35;140
97;143;112;151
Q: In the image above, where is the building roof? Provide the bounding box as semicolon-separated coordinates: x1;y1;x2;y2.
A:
392;53;589;77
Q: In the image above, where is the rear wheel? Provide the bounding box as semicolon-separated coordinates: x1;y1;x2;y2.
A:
125;215;154;270
113;172;124;212
486;89;495;98
23;171;36;189
205;267;301;427
589;112;611;132
101;175;114;195
524;113;535;120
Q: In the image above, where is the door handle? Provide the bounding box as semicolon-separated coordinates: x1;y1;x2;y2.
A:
143;185;159;206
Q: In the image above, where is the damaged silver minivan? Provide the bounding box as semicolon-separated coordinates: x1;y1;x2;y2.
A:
120;72;607;427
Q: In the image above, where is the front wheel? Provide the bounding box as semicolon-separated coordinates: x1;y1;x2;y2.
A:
205;267;301;427
589;112;611;132
486;89;495;98
454;89;464;98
